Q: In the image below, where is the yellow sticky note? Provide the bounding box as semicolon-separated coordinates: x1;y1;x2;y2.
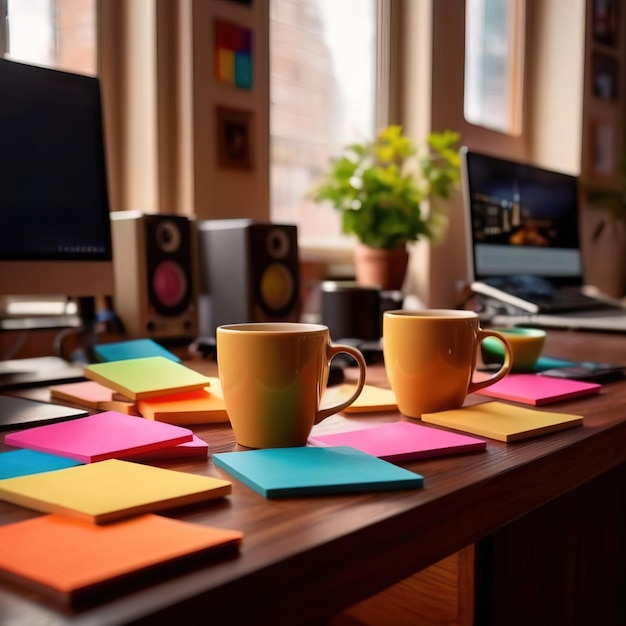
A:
421;401;583;442
0;459;231;523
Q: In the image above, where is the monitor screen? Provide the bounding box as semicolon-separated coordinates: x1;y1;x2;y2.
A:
461;147;582;286
0;58;114;299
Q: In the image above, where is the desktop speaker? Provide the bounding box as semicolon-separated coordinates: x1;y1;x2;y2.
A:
197;220;301;336
110;212;198;340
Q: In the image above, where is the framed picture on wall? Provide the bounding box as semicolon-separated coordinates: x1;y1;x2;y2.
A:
593;0;619;47
592;121;616;177
592;52;619;100
216;106;254;170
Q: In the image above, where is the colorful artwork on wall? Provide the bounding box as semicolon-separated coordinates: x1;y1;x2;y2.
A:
214;19;253;90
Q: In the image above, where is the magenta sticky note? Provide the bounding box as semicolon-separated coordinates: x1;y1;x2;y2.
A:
124;435;209;461
475;373;601;405
5;411;193;463
308;421;486;462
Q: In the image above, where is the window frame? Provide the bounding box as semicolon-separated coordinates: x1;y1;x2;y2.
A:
464;0;526;136
0;0;8;57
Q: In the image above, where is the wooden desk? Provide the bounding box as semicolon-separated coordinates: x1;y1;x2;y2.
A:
1;329;625;625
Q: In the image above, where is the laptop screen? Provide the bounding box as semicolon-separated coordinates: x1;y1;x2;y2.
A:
461;147;583;289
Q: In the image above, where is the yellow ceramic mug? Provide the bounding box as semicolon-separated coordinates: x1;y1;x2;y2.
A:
383;309;512;418
217;322;367;448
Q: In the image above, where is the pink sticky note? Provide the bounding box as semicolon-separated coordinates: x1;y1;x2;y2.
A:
124;435;209;461
475;374;601;405
5;412;193;463
309;421;486;462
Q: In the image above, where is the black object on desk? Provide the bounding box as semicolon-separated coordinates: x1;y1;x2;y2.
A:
539;363;626;383
0;357;86;392
0;395;88;431
332;338;384;366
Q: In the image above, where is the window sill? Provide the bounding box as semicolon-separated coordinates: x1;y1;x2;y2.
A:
299;241;355;280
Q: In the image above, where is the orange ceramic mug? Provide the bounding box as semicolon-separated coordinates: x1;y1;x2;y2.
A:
383;309;512;418
217;322;367;448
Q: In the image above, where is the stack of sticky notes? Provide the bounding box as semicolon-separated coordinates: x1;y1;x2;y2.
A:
473;373;601;406
0;457;232;523
0;513;242;606
0;339;244;606
84;355;229;424
78;339;229;425
0;408;241;604
84;356;212;401
214;446;425;498
421;401;584;442
0;455;240;604
4;411;209;462
309;421;487;461
49;380;140;415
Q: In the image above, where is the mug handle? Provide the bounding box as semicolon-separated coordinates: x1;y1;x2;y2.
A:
467;329;513;394
315;344;367;424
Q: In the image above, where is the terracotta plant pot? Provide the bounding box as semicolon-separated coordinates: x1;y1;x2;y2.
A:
353;244;409;291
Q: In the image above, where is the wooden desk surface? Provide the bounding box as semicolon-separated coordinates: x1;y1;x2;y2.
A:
1;329;626;625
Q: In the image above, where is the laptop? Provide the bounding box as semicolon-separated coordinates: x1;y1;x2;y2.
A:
460;146;626;331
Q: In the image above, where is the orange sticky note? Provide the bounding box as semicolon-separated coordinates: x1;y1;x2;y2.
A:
137;378;228;424
0;513;242;605
50;380;116;409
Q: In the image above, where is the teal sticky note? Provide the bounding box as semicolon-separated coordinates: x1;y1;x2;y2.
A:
93;339;180;363
213;446;424;498
0;449;83;480
533;356;576;371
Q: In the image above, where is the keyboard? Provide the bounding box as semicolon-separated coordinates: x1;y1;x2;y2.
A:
533;288;614;313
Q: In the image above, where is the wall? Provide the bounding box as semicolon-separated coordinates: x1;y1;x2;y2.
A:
101;0;270;221
528;0;585;173
185;0;270;221
578;0;626;297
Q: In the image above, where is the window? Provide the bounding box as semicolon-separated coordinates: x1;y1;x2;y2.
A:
3;0;95;75
464;0;525;135
269;0;380;246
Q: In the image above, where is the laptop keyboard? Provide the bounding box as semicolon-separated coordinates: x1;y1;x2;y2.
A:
534;290;615;313
479;276;617;314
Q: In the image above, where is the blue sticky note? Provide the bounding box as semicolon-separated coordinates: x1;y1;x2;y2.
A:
93;339;180;363
213;446;424;498
533;355;577;371
0;449;83;480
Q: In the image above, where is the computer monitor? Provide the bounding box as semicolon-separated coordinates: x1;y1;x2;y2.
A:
460;146;582;287
0;58;114;310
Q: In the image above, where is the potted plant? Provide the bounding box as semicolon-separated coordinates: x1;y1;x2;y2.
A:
313;125;461;290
